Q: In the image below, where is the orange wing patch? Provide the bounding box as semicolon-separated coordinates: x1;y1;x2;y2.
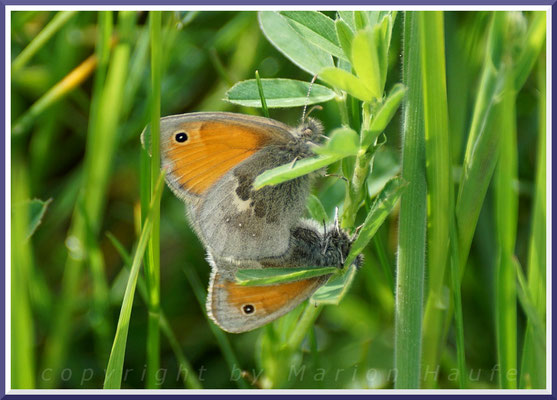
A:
163;121;276;196
219;276;323;316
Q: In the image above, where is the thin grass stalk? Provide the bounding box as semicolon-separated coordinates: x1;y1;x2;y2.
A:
145;10;162;389
82;10;114;366
182;266;250;389
519;53;546;389
106;233;202;389
493;67;518;389
11;11;77;74
417;11;451;389
456;11;507;276
449;218;467;388
103;172;165;389
39;12;131;388
11;161;35;389
394;11;427;389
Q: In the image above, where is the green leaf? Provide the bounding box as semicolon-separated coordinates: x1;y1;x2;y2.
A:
320;67;372;102
335;19;355;63
259;11;334;75
351;30;382;99
374;17;391;91
354;11;369;30
224;78;336;108
306;194;328;222
345;176;406;267
235;267;338;286
254;153;342;190
311;264;357;305
18;198;52;240
337;11;355;32
313;127;360;157
279;11;346;60
363;83;406;148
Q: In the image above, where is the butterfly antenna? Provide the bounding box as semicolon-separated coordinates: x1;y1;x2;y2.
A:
302;74;318;123
322;219;330;255
334;207;340;234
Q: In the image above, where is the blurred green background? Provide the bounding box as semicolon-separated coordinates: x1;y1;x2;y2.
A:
10;10;546;389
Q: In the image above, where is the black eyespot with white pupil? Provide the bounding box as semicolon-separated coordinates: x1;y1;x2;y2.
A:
242;304;255;315
175;132;188;143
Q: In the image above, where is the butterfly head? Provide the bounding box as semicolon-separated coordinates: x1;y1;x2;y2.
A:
295;117;324;145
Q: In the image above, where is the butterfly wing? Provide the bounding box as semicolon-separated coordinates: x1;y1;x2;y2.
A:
154;112;294;200
192;145;312;260
206;263;329;333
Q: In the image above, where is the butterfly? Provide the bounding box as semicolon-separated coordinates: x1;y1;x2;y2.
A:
143;112;359;332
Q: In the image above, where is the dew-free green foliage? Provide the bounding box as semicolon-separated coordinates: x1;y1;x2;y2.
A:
10;10;546;390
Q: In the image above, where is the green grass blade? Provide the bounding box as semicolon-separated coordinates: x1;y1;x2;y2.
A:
39;12;132;387
11;11;77;74
449;219;468;388
417;11;452;389
519;54;546;389
11;163;36;389
106;232;202;389
103;172;166;389
456;12;507;273
394;12;427;389
236;267;338;286
145;10;162;389
255;70;270;117
493;67;518;389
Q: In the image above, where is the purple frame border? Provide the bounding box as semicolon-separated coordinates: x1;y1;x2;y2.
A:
2;1;555;398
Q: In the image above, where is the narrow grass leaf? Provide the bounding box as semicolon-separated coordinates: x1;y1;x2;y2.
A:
12;54;98;136
520;55;546;389
236;267;338;286
225;78;335;108
494;69;518;389
12;11;77;74
259;11;334;75
11;198;52;240
103;171;165;389
418;12;452;388
394;11;427;389
255;70;270;117
513;11;546;90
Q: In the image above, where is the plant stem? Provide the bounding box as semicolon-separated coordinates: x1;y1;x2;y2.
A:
394;11;427;389
145;10;162;389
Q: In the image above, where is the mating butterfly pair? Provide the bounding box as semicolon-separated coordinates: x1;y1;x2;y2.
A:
143;112;358;333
